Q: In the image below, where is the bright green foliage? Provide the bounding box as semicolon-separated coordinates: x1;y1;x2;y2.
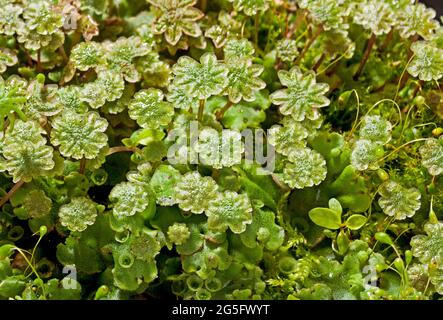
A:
411;221;443;265
359;115;392;144
224;60;266;103
0;49;18;73
109;182;150;217
308;197;367;232
351;140;384;171
51;110;108;160
148;0;204;46
0;0;442;302
102;36;151;83
168;223;191;245
23;1;63;36
206;191;253;234
298;0;348;31
268;117;309;156
44;279;82;300
111;233;159;291
196;127;244;169
128;88;174;129
378;181;421;220
228;0;269;16
0;4;24;36
24;77;62;119
174;171;218;214
150;164;181;206
56;214;114;275
419;138;443;176
240;207;284;250
2;120;54;182
397;3;439;39
166;84;199;110
408;41;443;81
352;0;395;35
57;86;87;113
223;39;255;61
172;53;228;100
282;148;327;189
58;197;98;232
276;39;299;63
70;42;104;71
270;67;330;121
13;189;52;219
411;221;443;294
309;198;343;230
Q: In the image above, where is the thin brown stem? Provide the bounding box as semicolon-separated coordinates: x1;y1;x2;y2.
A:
198;99;205;121
254;14;260;46
353;33;376;81
398;34;420;89
21;46;33;67
275;57;284;70
380;30;393;52
398;73;411;92
325;60;341;77
79;158;86;175
107;146;137;156
36;49;42;72
286;9;306;39
313;53;326;72
407;34;420;60
70;30;82;51
199;0;207;12
412;80;424;97
58;46;68;63
295;25;323;64
0;180;25;207
216;101;233;120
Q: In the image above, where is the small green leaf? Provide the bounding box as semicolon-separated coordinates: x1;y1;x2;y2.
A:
393;258;405;274
58;197;98;232
128;88;174;129
0;245;15;259
206;191;253;234
128;128;165;146
328;198;342;215
336;229;350;255
150;164;182;206
171;53;228;100
51;110;108;160
345;214;367;230
375;232;393;245
270;67;330;122
308;208;342;230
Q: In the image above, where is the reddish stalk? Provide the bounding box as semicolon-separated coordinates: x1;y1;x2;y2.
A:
295;25;323;64
313;53;326;72
198;99;205;121
107;146;137;156
412;80;424;97
353;33;376;81
79;158;86;175
286;9;306;39
380;30;393;52
399;34;420;89
216;101;233;120
0;180;25;207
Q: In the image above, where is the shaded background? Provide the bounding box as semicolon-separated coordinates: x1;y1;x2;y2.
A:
421;0;443;16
